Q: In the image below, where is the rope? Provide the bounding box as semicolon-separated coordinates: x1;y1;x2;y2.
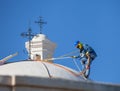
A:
72;58;82;72
58;50;79;58
34;50;79;62
72;59;88;80
45;50;79;61
45;56;72;61
51;57;71;60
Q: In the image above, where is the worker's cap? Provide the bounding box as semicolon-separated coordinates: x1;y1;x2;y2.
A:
74;40;80;46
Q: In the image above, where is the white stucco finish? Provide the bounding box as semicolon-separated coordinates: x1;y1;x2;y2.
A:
0;61;84;81
25;34;56;60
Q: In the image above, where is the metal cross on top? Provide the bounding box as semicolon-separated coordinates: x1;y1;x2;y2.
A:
21;28;35;60
35;16;47;34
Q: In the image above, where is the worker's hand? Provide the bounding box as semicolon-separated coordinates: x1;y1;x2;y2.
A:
71;56;77;58
86;52;90;57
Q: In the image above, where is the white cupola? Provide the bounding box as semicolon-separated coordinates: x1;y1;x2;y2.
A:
25;34;56;61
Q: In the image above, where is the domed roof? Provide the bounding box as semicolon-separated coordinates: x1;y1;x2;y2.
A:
0;61;84;81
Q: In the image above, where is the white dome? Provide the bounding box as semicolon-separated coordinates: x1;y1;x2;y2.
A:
0;61;84;81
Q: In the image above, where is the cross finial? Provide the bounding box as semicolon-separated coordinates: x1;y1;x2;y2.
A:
35;16;47;34
21;28;35;60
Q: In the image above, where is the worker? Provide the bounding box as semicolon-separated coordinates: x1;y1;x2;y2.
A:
73;41;97;78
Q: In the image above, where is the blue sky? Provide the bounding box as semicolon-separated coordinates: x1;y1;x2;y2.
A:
0;0;120;84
